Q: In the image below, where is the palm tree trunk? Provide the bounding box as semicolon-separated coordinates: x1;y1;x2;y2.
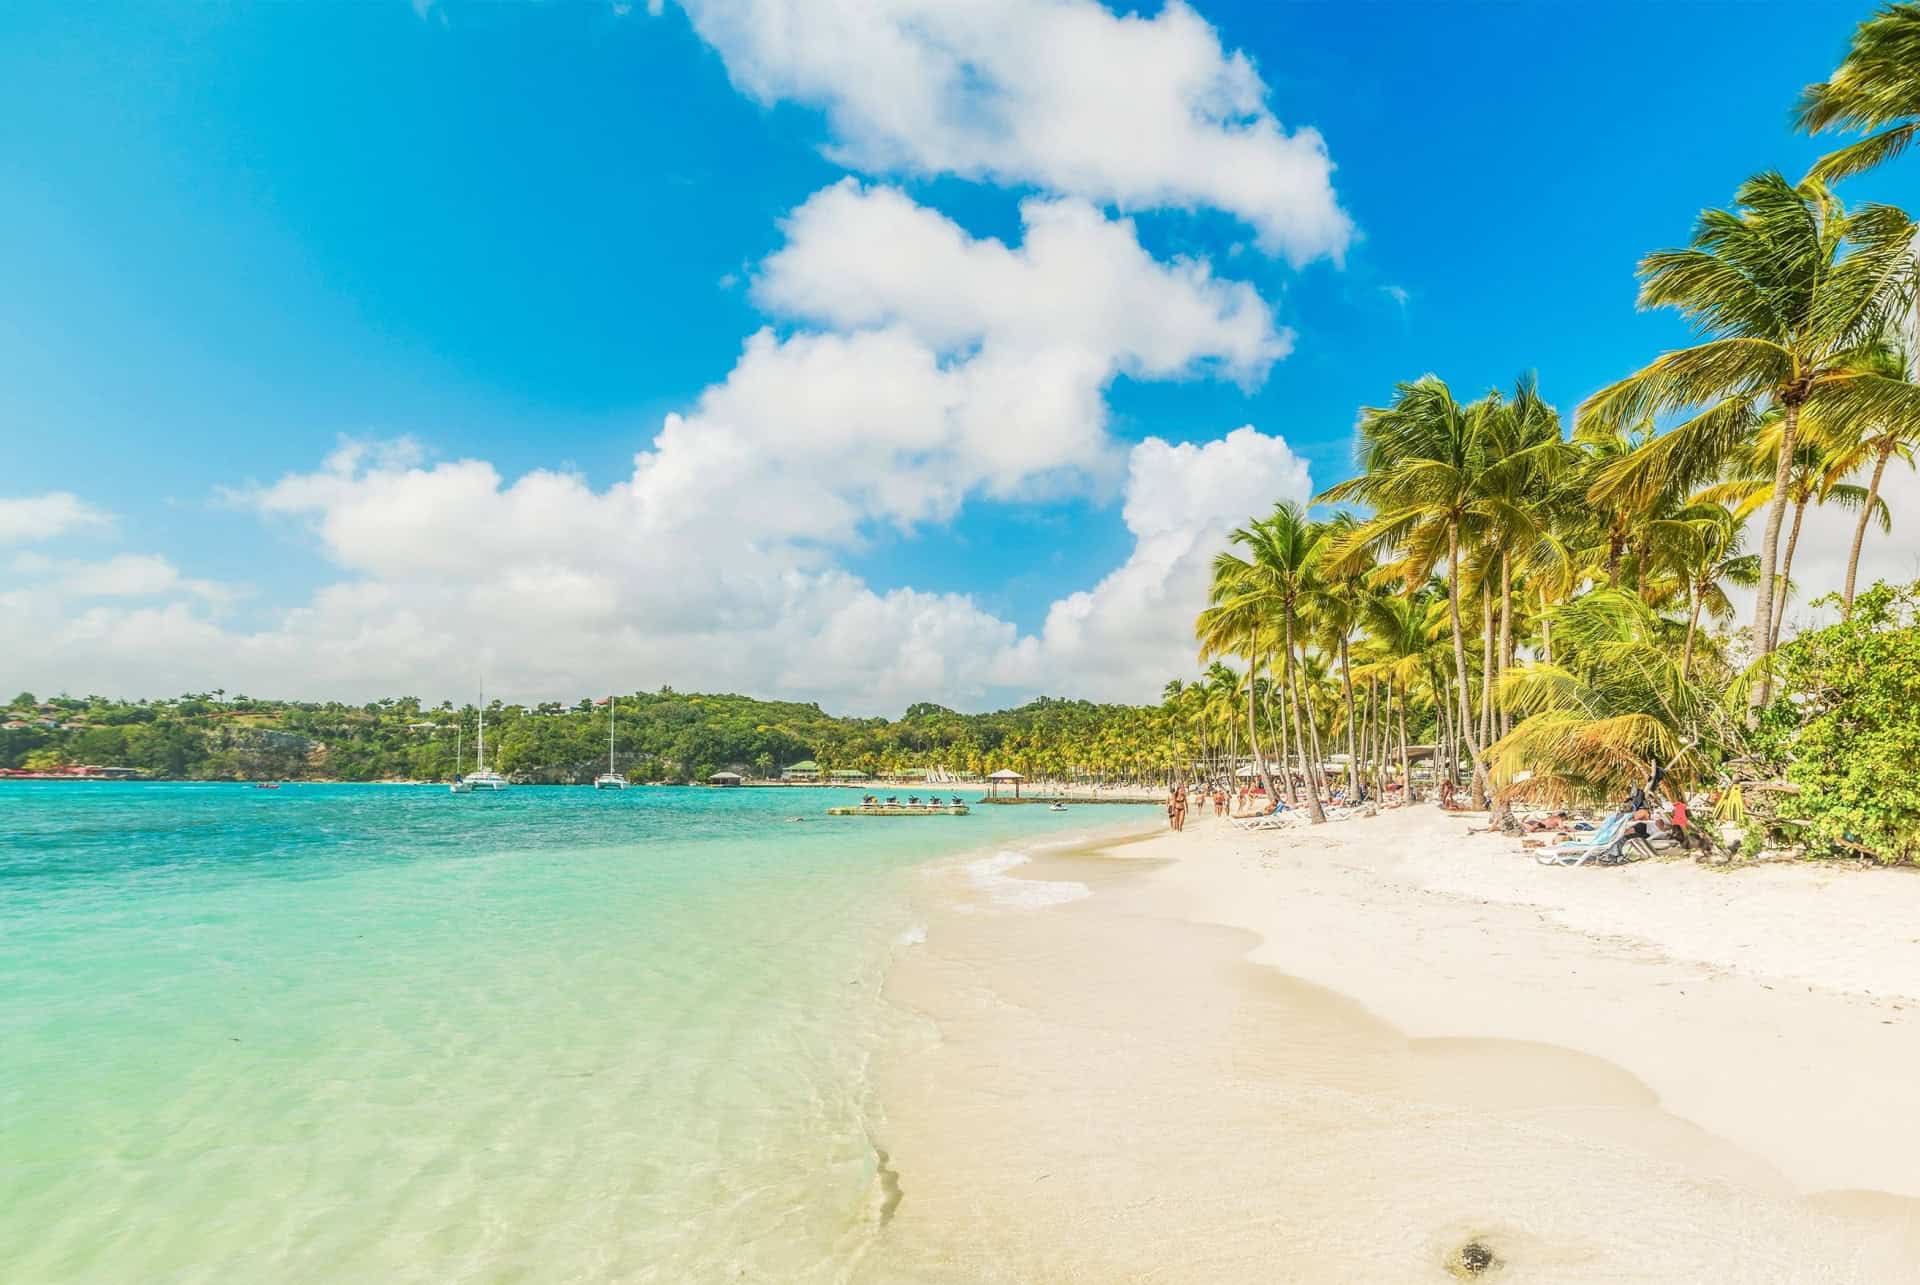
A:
1498;551;1513;740
1682;585;1702;681
1539;586;1554;665
1356;676;1372;796
1245;636;1276;804
1843;442;1893;617
1364;678;1380;796
1433;664;1454;788
1263;677;1294;805
1284;607;1326;823
1305;659;1327;778
1339;633;1359;796
1769;498;1808;653
1479;579;1494;754
1447;523;1491;807
1396;681;1413;802
1750;401;1799;711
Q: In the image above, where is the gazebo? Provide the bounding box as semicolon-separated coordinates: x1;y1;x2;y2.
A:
987;768;1025;799
707;770;743;787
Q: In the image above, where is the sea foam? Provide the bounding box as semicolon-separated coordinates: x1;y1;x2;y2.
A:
965;850;1090;909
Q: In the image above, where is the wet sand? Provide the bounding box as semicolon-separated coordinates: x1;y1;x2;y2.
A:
857;809;1920;1283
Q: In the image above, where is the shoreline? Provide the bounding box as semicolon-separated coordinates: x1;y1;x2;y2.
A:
861;804;1920;1282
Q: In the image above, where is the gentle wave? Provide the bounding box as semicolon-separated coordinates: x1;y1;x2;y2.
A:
965;850;1090;909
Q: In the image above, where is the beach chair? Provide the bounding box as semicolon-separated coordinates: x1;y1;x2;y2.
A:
1233;809;1298;830
1536;810;1647;866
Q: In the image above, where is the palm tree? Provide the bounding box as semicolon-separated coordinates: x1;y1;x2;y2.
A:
1820;329;1920;614
1323;376;1567;808
1196;583;1273;801
1644;502;1760;678
1472;376;1578;740
1490;591;1735;807
1580;173;1917;708
1313;511;1374;797
1797;3;1920;181
1693;428;1887;647
1354;588;1437;800
1199;502;1328;822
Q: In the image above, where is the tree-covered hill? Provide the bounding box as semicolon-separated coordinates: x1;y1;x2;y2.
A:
0;689;1180;785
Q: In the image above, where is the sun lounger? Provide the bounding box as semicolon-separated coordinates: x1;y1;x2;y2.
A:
1233;810;1300;830
1537;810;1644;866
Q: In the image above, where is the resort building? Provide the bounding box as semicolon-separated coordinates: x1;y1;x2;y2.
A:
780;760;821;782
707;771;743;787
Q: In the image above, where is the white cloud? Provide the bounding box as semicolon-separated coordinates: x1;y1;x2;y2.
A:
7;551;237;605
3;173;1304;711
0;426;1310;711
998;426;1313;697
622;181;1286;540
0;492;112;545
677;0;1352;265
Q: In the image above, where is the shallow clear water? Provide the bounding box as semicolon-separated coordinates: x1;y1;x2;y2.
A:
0;782;1136;1283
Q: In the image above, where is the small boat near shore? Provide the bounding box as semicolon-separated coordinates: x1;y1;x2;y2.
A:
593;693;628;790
827;802;970;817
453;683;508;793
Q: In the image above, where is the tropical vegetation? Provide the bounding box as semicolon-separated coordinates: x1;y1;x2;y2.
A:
0;689;1187;787
1173;2;1920;862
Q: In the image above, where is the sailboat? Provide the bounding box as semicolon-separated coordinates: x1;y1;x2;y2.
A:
594;694;629;789
459;683;509;792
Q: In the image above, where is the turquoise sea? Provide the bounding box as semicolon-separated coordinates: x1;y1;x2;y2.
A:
0;782;1137;1283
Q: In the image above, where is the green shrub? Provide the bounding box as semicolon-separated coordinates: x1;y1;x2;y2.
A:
1766;580;1920;864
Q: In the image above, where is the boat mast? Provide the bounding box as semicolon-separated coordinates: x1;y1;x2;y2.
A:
477;681;485;771
608;694;616;773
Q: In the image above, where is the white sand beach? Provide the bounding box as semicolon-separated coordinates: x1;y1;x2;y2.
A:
861;806;1920;1283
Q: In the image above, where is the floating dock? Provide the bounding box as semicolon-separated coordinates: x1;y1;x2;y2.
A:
827;803;971;817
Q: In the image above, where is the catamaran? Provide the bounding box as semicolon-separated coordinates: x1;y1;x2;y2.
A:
594;695;628;789
455;684;509;792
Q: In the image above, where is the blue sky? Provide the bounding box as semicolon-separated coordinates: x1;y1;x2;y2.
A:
1;0;1909;710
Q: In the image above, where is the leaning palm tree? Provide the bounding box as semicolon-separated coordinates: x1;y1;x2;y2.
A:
1489;591;1737;807
1797;3;1920;181
1644;502;1760;678
1579;173;1918;708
